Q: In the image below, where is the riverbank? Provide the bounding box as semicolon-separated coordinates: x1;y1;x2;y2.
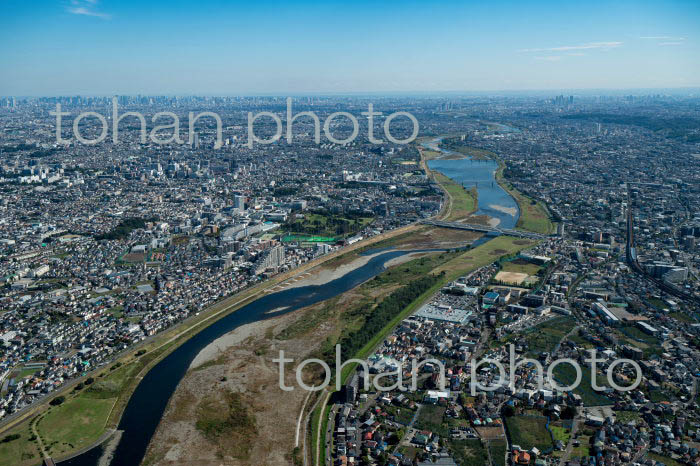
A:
140;249;457;465
0;224;426;466
187;250;435;368
439;137;497;160
494;160;556;235
419;146;478;222
143;304;311;465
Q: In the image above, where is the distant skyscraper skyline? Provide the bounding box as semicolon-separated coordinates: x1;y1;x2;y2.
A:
1;0;699;95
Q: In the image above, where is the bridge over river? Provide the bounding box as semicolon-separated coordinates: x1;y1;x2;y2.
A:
422;219;548;240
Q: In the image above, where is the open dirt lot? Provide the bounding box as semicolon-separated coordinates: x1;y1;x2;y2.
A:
494;270;529;285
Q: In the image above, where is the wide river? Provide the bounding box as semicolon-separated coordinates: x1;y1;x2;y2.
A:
62;136;519;466
423;137;520;229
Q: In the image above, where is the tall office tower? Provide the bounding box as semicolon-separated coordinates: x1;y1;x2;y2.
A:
233;195;245;211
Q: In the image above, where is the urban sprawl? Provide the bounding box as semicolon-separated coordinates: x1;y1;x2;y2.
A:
1;94;700;466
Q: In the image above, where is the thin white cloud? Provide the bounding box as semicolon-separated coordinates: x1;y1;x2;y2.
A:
640;36;685;41
519;41;623;53
640;36;686;47
67;0;111;19
534;56;562;62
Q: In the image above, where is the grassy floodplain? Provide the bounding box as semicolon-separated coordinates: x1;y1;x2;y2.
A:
440;138;498;160
495;161;556;235
432;172;478;221
420;145;478;222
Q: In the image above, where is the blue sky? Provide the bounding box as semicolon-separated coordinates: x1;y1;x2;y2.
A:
1;0;699;95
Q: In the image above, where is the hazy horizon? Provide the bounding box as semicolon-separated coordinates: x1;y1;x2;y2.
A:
5;87;700;99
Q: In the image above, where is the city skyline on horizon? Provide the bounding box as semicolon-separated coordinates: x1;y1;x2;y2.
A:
5;87;700;99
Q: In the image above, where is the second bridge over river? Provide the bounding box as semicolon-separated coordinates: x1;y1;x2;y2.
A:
422;219;549;240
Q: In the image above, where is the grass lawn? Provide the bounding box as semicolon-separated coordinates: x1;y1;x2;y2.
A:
106;305;124;318
615;410;641;423
517;316;575;358
435;236;538;280
571;434;591;459
383;404;416;426
440;140;496;161
0;423;41;466
669;311;696;323
449;439;489;466
649;388;676;403
550;425;571;444
415;405;447;435
368;251;461;288
568;332;595;349
552;363;612;406
504;415;553;452
511;190;554;234
501;259;542;276
38;397;114;457
488;439;507;466
433;172;478;221
15;366;41;379
397;446;423;462
319;404;331;463
283;212;373;238
618;325;662;347
422;150;443;160
309;397;330;466
1;360;142;463
648;297;667;309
